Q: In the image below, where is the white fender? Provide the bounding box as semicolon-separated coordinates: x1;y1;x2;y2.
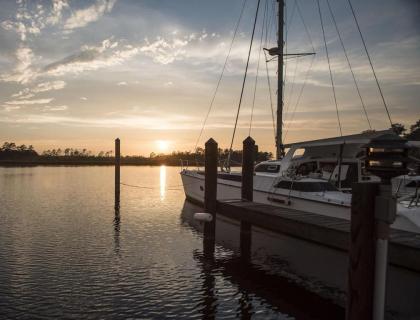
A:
193;212;213;222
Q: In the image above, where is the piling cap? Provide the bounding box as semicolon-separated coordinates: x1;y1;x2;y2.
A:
243;136;255;145
205;138;217;146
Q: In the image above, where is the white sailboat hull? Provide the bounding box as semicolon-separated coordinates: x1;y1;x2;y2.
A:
180;169;420;233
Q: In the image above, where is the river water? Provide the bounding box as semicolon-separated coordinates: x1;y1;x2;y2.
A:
0;166;343;319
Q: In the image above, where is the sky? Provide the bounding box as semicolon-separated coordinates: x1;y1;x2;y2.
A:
0;0;419;156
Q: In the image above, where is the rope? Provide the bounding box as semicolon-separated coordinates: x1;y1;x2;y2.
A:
193;0;248;152
249;0;268;136
347;0;393;127
120;181;199;191
326;0;372;130
228;0;261;167
317;0;343;137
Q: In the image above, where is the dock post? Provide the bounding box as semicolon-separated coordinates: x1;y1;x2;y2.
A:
346;182;379;320
204;138;218;257
115;138;120;209
240;136;255;261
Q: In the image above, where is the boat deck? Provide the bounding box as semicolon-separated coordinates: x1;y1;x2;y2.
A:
216;199;420;272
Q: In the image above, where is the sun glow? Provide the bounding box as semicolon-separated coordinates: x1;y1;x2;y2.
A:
156;140;170;152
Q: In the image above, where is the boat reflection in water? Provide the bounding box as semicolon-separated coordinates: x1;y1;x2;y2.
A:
180;200;345;320
180;199;420;319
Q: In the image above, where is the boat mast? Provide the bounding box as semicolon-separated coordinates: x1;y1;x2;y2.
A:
276;0;285;159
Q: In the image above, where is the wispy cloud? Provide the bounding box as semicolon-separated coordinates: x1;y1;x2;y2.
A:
140;36;189;65
6;98;54;105
1;46;35;84
43;38;138;76
64;0;117;31
0;0;69;41
43;105;68;111
12;81;66;98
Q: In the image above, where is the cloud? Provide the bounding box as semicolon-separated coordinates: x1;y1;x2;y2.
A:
46;0;69;25
6;98;54;105
80;97;88;100
2;106;21;112
140;36;189;64
1;46;36;84
0;111;200;130
0;1;69;42
43;105;68;111
64;0;117;31
12;81;66;98
117;81;127;86
43;38;138;76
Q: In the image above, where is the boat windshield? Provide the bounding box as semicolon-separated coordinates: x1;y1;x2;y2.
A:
275;180;339;192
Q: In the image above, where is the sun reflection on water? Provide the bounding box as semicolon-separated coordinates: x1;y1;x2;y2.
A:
160;165;166;200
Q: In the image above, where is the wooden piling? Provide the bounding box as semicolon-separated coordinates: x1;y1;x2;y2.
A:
242;136;255;201
115;138;120;209
346;182;379;320
240;136;255;261
204;138;218;256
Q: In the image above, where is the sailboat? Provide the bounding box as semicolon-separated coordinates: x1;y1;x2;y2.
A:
180;0;420;233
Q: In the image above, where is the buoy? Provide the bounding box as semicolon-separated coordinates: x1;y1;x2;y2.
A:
193;212;213;222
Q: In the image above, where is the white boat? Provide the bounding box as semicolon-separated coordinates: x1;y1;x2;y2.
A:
180;0;420;234
181;149;420;234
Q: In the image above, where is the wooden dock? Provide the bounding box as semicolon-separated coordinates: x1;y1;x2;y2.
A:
217;199;420;273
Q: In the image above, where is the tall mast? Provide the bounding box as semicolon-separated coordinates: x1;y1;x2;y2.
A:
276;0;285;159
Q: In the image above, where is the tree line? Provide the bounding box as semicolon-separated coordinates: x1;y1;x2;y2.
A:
391;120;420;140
1;119;418;165
0;142;272;165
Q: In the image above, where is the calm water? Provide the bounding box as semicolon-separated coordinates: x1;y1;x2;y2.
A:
0;166;342;319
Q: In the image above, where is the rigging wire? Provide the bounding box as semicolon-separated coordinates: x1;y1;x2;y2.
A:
326;0;372;130
347;0;393;127
228;0;261;167
317;0;343;137
264;50;277;141
284;56;299;118
296;0;315;53
249;0;268;136
193;0;248;152
283;0;297;110
263;1;277;141
284;55;315;141
283;0;317;141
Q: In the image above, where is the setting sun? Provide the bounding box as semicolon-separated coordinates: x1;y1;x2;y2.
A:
156;140;170;152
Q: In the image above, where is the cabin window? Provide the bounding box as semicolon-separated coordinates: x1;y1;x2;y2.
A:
292;148;305;159
255;164;280;173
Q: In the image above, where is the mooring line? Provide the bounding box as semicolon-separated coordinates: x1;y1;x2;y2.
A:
120;181;200;191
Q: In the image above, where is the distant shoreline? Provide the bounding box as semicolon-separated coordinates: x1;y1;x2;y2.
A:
0;160;183;167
